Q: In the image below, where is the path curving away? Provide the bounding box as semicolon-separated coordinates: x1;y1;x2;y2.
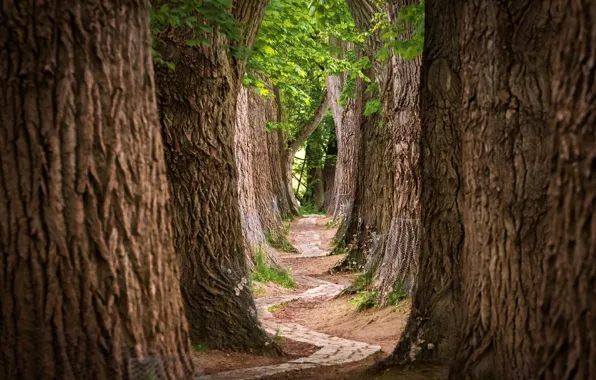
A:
199;216;381;379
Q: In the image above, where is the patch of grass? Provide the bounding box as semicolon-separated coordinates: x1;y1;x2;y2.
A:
298;203;326;216
283;221;291;234
251;249;296;288
345;271;374;293
192;343;208;352
350;291;379;311
272;329;283;345
251;284;265;298
267;301;288;313
265;230;294;252
328;240;348;256
386;281;407;306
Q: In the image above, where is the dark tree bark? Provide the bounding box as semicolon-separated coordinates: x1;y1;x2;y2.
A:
448;1;554;378
323;128;338;212
538;1;596;378
381;0;463;367
154;0;276;353
0;1;193;379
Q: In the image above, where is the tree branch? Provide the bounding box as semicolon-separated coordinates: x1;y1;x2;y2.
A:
287;95;331;154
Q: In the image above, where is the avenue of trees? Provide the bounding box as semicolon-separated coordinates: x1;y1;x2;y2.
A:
1;0;594;379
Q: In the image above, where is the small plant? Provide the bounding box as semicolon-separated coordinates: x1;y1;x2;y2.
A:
350;291;379;311
192;343;208;352
329;240;348;256
251;284;265;298
272;329;283;344
345;271;374;294
267;301;287;313
298;203;326;216
251;250;296;288
386;281;407;306
264;231;295;253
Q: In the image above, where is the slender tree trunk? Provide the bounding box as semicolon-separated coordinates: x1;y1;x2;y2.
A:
449;1;554;378
154;0;275;353
381;0;462;367
0;1;193;379
538;1;596;378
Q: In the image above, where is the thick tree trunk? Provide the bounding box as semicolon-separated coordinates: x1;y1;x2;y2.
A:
154;0;275;353
381;0;462;367
336;0;421;300
0;1;193;379
235;85;285;263
326;73;362;221
538;1;596;378
448;1;553;378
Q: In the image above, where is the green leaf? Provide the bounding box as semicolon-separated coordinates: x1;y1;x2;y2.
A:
186;39;200;47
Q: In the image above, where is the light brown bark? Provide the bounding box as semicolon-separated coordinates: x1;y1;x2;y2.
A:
154;0;276;353
538;1;596;378
0;1;193;379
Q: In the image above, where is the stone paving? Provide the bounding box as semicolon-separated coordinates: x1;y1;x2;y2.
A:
284;216;328;258
199;216;381;379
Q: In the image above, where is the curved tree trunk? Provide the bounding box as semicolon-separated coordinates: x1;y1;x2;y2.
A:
0;1;193;379
538;1;596;378
381;0;463;367
154;0;275;353
235;84;285;263
448;1;553;378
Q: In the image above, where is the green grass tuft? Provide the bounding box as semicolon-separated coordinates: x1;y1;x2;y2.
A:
192;343;208;352
265;230;294;252
298;203;326;216
350;291;379;311
386;281;407;306
251;250;296;288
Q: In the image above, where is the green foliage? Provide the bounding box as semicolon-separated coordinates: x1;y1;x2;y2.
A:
386;281;407;306
375;1;425;61
347;271;374;293
150;0;244;66
264;231;294;252
251;250;297;288
272;329;283;345
267;301;288;313
350;291;379;311
251;284;266;298
329;239;347;256
363;98;381;116
192;343;209;352
298;203;326;216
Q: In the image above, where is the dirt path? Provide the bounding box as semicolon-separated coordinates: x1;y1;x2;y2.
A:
196;215;436;379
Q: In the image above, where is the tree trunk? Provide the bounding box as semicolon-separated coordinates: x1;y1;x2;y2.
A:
326;73;362;221
235;84;285;264
154;0;275;353
380;0;463;368
0;1;193;379
538;1;596;378
336;0;421;301
448;1;554;378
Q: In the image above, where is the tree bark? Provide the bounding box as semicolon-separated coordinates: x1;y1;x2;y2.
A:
154;0;275;353
0;1;193;379
235;84;285;262
448;1;554;378
380;0;463;368
326;72;362;221
538;1;596;378
336;0;421;301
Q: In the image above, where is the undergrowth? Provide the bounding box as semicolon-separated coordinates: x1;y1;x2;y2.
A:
265;230;294;252
386;281;407;306
191;343;208;352
347;273;407;311
298;203;326;216
251;250;296;288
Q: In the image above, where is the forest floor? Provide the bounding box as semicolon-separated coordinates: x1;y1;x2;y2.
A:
194;215;440;379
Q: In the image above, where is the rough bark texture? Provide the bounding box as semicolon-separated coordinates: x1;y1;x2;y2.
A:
154;0;275;353
449;1;553;378
235;85;285;263
0;1;193;379
381;0;462;368
337;0;421;301
538;1;596;378
326;73;362;221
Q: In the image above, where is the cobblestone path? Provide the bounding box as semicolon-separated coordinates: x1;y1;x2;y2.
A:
199;216;381;379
